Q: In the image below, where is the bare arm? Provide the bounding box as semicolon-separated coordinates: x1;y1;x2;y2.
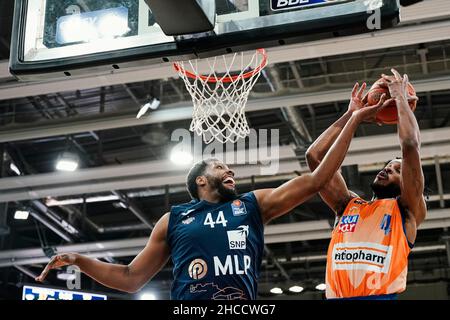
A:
36;213;171;293
306;110;355;215
384;70;426;233
306;84;367;215
255;100;387;224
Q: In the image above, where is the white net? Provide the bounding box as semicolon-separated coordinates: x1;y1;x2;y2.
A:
174;49;267;144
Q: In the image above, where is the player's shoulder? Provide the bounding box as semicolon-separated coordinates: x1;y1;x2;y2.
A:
352;197;368;205
337;196;367;216
236;191;258;203
170;200;198;214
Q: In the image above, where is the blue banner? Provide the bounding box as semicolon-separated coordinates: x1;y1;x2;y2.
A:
22;285;107;300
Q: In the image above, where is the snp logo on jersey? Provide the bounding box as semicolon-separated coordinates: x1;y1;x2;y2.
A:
338;215;359;233
227;225;249;250
231;200;247;216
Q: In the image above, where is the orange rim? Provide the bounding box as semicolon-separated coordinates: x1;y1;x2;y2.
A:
173;49;268;83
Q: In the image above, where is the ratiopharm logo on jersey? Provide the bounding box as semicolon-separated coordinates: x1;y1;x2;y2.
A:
338;214;359;233
332;242;393;273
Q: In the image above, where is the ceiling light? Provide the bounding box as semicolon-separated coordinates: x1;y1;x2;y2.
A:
56;152;79;172
270;287;283;294
10;163;21;175
169;148;193;166
289;285;304;293
136;98;161;119
113;201;128;209
140;293;156;300
149;98;160;110
14;210;29;220
315;283;326;291
46;195;120;207
136;102;151;119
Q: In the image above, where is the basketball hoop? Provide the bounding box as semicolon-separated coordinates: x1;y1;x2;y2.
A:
174;49;268;144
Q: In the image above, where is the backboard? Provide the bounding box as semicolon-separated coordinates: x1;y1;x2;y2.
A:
9;0;401;81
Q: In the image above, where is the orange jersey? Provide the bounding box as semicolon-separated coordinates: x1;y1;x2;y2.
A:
325;197;412;299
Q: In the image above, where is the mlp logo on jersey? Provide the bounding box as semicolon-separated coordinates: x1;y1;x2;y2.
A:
231;200;247;216
338;215;359;233
227;225;249;250
271;0;336;11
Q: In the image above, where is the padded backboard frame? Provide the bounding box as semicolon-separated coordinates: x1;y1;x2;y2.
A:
9;0;401;81
143;0;216;36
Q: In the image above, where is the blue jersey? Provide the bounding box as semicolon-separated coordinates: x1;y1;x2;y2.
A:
167;192;264;300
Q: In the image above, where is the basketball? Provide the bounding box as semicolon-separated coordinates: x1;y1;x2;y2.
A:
366;78;417;124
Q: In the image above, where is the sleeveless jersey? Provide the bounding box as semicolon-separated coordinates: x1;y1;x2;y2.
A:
167;192;264;300
326;197;412;299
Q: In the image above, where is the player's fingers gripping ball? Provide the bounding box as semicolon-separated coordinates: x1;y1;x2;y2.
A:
366;78;417;124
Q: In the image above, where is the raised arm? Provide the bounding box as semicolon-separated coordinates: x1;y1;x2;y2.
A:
305;83;367;215
383;69;426;230
255;98;389;224
36;213;171;293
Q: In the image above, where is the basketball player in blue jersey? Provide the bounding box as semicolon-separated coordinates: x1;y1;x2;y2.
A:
36;99;389;300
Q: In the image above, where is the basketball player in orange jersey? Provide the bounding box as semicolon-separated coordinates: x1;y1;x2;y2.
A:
35;91;389;300
306;69;424;300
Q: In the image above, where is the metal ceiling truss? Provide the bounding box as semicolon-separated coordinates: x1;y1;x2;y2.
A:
0;127;448;202
1;75;450;144
1;7;450;100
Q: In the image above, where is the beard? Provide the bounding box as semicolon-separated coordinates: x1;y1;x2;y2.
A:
207;175;238;201
370;181;401;199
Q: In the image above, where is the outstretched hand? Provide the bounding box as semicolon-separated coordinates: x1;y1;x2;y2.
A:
348;82;368;113
380;68;419;102
353;94;393;124
35;253;77;282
